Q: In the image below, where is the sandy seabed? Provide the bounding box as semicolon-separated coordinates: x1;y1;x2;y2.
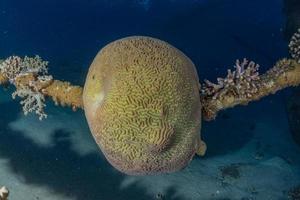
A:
0;81;300;200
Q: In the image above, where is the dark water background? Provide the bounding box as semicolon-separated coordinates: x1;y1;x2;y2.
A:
0;0;299;200
0;0;289;82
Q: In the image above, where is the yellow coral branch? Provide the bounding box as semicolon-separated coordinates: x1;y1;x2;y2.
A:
0;74;8;85
0;71;83;110
0;60;8;84
201;58;300;121
42;80;83;110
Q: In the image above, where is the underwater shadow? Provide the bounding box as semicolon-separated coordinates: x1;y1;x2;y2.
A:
157;186;186;200
0;100;156;200
201;111;256;158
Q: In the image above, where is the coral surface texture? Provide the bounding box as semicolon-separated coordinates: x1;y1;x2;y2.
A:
83;36;205;175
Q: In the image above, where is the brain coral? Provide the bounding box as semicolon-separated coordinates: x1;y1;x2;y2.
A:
83;36;206;175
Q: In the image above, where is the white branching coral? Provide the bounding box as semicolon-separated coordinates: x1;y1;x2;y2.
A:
201;58;260;99
0;56;22;83
23;55;48;74
0;55;51;120
0;55;48;83
12;85;47;120
289;28;300;63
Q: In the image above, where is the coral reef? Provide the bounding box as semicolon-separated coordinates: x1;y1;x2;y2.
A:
0;60;7;85
0;186;9;200
202;58;260;100
201;29;300;121
201;58;300;120
0;30;299;175
0;56;50;120
289;28;300;63
12;85;47;120
0;55;48;84
0;56;83;120
201;59;296;120
42;80;83;111
83;36;205;175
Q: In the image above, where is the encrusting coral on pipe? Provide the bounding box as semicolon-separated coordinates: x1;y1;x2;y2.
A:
201;29;300;121
0;30;299;122
0;56;83;120
0;29;299;175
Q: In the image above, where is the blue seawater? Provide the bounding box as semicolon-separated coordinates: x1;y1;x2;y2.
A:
0;0;299;199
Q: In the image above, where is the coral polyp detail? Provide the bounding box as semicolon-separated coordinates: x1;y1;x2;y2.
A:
146;118;175;154
0;55;48;83
202;58;260;100
289;28;300;63
83;36;204;175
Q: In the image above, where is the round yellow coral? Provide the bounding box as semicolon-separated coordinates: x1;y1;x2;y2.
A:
83;36;205;175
